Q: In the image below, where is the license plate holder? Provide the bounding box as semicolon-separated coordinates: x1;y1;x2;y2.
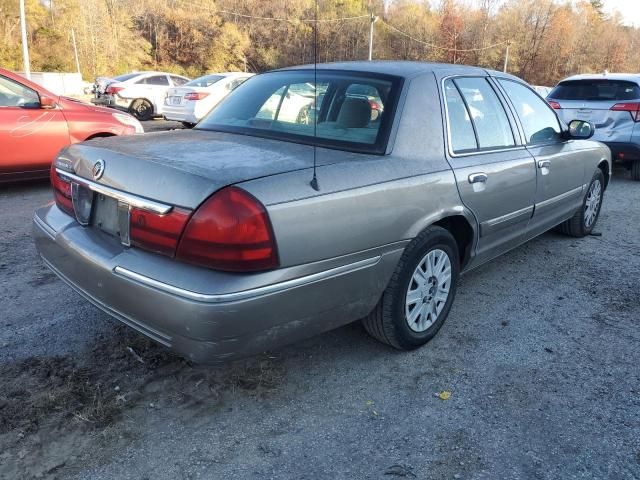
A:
91;193;131;245
171;96;181;105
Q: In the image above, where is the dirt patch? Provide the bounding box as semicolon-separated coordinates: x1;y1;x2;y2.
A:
0;325;286;479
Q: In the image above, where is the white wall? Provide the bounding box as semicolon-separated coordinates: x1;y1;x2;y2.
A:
17;72;87;96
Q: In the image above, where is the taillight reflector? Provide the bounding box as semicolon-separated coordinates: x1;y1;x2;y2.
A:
611;102;640;122
130;207;192;257
50;164;74;217
547;100;561;109
184;92;209;101
176;187;278;272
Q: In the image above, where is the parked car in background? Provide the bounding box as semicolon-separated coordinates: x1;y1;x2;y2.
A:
547;73;640;180
0;67;142;183
35;62;610;364
533;85;552;98
91;72;190;121
163;72;254;127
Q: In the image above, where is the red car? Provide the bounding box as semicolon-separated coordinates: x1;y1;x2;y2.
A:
0;68;143;182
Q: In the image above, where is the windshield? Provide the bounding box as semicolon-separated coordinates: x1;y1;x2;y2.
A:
550;79;640;101
185;74;225;88
113;73;139;82
196;70;401;154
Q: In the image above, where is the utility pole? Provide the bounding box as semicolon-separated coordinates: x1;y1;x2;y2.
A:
368;11;378;61
503;41;511;73
19;0;31;79
71;29;81;74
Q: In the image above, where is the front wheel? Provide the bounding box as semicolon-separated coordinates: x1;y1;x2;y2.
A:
557;169;604;237
362;226;460;350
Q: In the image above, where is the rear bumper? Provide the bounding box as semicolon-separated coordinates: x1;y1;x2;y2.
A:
163;105;199;124
601;142;640;162
33;204;401;363
90;95;130;113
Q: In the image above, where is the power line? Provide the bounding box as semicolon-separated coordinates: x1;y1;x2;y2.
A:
217;8;370;23
171;0;369;23
380;20;508;52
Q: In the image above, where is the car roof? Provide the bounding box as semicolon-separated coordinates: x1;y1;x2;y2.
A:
277;61;523;82
558;73;640;84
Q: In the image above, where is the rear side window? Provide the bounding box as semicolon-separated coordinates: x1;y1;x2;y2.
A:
499;79;561;145
197;70;401;154
138;75;169;86
550;80;640;101
444;80;477;153
444;77;515;153
455;78;515;150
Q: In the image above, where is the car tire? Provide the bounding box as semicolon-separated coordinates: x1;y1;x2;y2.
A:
362;226;460;350
632;160;640;181
181;122;196;129
556;169;604;237
129;99;154;121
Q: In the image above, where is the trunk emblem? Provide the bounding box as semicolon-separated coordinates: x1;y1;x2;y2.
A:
92;159;105;180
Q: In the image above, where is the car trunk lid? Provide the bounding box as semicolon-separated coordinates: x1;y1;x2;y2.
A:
56;129;315;210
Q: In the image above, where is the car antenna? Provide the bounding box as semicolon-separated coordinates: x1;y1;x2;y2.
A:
310;0;320;191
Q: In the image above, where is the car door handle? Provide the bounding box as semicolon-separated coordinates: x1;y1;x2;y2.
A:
468;173;488;184
538;160;551;169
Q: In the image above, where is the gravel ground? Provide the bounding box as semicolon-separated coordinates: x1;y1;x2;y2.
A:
1;150;639;479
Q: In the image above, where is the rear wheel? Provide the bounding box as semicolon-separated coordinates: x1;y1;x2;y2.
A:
129;99;153;121
556;169;604;237
362;226;459;350
631;160;640;181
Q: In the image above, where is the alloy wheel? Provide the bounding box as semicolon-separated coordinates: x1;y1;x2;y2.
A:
405;248;452;333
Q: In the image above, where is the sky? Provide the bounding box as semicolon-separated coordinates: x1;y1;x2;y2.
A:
423;0;640;27
602;0;640;26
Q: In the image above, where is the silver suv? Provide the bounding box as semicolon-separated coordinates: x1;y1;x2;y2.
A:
548;74;640;180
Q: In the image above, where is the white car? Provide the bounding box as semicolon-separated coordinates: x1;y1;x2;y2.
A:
91;72;190;121
163;72;254;127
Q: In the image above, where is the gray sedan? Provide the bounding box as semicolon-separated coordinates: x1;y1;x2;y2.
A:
34;62;611;363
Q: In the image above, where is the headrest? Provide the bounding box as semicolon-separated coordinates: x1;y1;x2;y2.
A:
337;98;371;128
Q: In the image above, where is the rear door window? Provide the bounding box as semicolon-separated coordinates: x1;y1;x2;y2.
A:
498;79;562;145
444;79;477;153
455;77;515;150
138;75;170;86
550;80;640;101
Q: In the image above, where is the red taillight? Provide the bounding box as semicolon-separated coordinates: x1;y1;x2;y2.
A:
611;102;640;122
184;92;209;101
130;207;192;257
106;85;124;95
50;164;74;217
547;100;561;109
176;187;278;272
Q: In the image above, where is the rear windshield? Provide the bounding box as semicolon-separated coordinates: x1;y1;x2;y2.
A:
550;80;640;101
113;73;139;82
185;75;225;87
196;70;401;154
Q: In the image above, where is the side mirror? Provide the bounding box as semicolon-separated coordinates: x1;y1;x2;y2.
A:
40;95;58;109
566;119;595;140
